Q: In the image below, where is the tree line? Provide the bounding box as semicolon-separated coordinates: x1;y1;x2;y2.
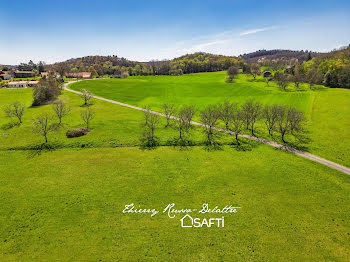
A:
141;100;306;148
46;52;246;78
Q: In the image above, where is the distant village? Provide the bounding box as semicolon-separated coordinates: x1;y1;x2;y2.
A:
0;69;92;88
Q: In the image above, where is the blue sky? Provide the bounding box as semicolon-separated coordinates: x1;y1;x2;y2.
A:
1;0;349;64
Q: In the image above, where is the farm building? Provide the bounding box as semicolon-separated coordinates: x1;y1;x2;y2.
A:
66;72;92;79
0;73;11;80
27;80;39;87
7;81;28;88
263;71;272;78
6;80;39;88
14;71;35;78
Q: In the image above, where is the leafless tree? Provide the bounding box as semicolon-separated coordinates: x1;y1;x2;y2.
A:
182;105;196;126
201;105;220;145
276;105;289;143
81;107;95;129
79;89;94;105
241;99;262;136
292;66;304;89
230;106;244;145
307;69;323;90
143;108;160;141
227;66;239;82
163;103;176;127
172;107;191;141
4;101;25;124
32;113;57;143
52;101;71;125
219;101;235;129
54;63;69;80
247;63;260;79
276;106;305;143
287;107;305;136
263;104;280;136
274;72;290;91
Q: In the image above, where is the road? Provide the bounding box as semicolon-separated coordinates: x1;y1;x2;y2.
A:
63;81;350;176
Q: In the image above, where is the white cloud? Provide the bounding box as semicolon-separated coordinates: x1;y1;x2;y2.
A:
239;26;278;36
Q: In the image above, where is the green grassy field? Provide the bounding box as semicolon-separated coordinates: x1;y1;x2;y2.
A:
0;78;349;261
1;147;350;261
70;72;350;167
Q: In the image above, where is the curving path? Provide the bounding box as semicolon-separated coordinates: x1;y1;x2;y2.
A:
63;81;350;176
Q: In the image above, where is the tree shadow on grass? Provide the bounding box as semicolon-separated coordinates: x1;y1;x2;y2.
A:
230;139;259;152
1;122;20;130
283;134;312;152
139;136;160;151
203;141;223;151
79;103;93;108
9;142;63;158
167;137;195;151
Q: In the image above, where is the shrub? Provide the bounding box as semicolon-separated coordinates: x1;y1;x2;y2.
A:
66;128;89;138
32;78;60;106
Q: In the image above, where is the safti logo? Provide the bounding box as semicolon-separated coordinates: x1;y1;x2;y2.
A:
122;203;240;228
180;214;225;228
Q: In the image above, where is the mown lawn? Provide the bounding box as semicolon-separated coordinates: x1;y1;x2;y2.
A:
1;146;350;261
0;85;349;261
70;72;350;166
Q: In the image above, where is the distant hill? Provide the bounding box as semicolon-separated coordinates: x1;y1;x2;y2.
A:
240;49;321;63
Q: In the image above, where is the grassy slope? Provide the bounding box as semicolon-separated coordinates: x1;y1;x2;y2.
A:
70;72;350;166
0;87;350;260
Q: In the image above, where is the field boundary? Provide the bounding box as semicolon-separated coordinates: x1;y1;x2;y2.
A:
64;81;350;176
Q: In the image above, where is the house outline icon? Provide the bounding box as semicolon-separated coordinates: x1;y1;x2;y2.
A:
180;214;193;228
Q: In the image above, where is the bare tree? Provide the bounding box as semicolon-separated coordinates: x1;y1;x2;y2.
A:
276;105;289;143
219;101;235;129
287;107;305;136
241;99;262;136
142;108;160;146
54;63;69;80
81;107;95;129
172;107;191;141
52;101;71;125
32;113;57;143
79;89;94;105
247;63;260;79
163;103;176;127
4;101;25;124
201;105;220;145
227;66;239;82
230;106;244;145
276;106;305;143
182;105;196;126
274;72;290;91
263;104;280;136
292;66;304;89
306;69;323;90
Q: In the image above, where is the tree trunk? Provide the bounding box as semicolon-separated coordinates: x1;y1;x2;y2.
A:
235;134;240;145
281;132;286;143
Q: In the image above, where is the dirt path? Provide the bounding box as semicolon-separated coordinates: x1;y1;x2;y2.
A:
63;81;350;176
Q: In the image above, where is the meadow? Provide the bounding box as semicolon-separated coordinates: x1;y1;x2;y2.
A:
70;72;350;167
0;77;349;261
